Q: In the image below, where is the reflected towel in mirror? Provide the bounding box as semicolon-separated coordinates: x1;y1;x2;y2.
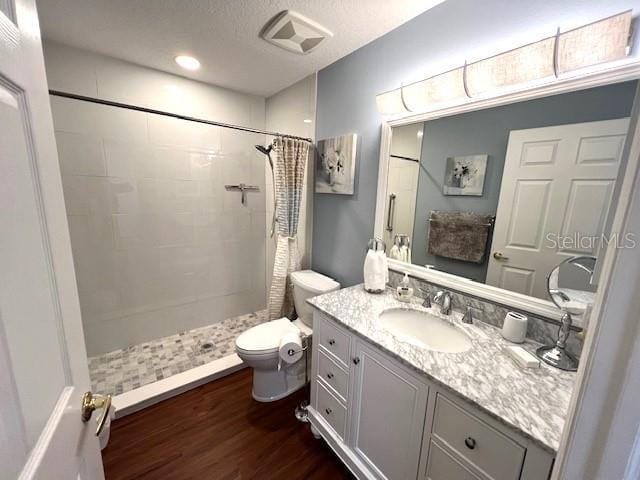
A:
427;211;493;263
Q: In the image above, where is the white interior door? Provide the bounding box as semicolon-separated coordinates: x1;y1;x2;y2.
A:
0;0;105;478
486;118;629;298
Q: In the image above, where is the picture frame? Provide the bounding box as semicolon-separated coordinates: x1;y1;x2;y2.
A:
315;133;357;195
443;154;488;196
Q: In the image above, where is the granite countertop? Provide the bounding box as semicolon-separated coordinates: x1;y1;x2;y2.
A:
308;285;577;453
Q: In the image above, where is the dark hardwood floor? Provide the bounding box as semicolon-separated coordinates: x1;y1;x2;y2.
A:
102;368;353;479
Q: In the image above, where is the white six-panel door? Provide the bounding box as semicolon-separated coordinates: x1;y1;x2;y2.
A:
486;118;629;298
0;0;104;478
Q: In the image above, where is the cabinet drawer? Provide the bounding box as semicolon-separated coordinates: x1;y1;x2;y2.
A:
426;441;481;480
432;394;525;480
317;315;350;366
316;382;347;440
317;349;349;402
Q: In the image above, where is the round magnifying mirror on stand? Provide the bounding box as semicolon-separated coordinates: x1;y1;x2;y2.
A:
536;255;597;371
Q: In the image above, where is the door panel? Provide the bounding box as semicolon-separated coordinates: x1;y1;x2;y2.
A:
0;0;104;477
487;119;629;298
576;134;625;165
520;139;560;165
506;180;552;249
350;340;429;480
559;180;615;255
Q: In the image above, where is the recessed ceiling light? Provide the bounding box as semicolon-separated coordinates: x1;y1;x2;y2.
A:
175;55;201;71
303;119;313;123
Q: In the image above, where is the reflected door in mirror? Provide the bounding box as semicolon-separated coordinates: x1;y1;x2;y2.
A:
486;119;628;298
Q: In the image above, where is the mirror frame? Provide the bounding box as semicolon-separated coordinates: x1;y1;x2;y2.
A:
374;61;640;322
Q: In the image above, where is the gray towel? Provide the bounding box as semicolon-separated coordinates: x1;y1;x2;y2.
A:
427;211;493;264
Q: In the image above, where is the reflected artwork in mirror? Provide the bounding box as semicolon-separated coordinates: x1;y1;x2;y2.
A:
381;80;638;311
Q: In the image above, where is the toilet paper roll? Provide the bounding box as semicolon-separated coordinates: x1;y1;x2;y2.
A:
279;330;303;365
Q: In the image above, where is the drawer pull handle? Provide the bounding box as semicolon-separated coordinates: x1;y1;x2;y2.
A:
326;372;334;379
325;407;332;415
353;357;360;365
328;339;336;346
464;437;476;450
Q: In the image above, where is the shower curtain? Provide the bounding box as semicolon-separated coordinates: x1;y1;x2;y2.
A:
268;137;310;320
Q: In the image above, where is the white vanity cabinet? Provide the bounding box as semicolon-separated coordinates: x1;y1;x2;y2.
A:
308;311;555;480
349;339;429;480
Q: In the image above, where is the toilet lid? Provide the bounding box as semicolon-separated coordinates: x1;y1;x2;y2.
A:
290;270;340;294
235;318;299;353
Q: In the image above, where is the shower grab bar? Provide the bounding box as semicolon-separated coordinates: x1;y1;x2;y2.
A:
386;193;396;232
225;183;259;205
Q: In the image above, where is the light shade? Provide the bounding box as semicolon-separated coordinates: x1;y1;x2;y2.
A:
376;88;407;116
557;11;632;74
402;67;467;111
466;37;556;96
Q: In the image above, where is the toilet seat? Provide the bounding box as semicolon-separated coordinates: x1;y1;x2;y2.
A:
235;317;299;356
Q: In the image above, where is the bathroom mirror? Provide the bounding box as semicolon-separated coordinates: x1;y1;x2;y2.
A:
376;80;638;316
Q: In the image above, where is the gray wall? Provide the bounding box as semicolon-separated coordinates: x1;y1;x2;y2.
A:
313;0;640;287
411;82;637;282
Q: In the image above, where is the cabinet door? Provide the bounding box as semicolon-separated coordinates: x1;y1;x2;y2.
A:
349;339;429;480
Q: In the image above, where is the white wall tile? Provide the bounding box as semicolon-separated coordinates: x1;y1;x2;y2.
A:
56;131;106;176
108;178;138;214
112;214;144;250
104;140;152;178
85;177;111;216
61;175;88;215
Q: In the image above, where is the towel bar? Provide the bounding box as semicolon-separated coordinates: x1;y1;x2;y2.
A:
428;218;494;227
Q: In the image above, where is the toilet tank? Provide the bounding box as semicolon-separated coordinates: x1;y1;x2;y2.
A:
291;270;340;327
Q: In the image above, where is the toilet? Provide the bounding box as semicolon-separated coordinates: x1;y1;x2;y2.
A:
235;270;340;402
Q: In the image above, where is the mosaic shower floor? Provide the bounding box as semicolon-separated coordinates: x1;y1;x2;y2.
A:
88;310;268;397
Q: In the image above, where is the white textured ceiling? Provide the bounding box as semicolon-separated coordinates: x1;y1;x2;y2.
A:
37;0;445;97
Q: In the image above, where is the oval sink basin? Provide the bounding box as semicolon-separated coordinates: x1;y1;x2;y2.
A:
379;308;472;353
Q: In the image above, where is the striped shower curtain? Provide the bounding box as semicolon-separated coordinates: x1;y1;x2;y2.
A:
268;137;310;320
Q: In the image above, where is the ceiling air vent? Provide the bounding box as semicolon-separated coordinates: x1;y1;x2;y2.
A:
261;10;333;54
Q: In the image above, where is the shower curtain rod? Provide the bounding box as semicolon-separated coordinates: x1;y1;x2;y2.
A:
49;90;313;143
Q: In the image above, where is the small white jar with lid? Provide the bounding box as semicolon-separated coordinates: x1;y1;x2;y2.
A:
501;311;528;343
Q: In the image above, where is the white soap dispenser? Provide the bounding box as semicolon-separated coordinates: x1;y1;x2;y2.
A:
396;272;414;302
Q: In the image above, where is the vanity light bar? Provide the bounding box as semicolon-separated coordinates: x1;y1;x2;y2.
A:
556;10;633;74
375;88;408;115
376;10;634;116
465;36;557;96
402;66;467;111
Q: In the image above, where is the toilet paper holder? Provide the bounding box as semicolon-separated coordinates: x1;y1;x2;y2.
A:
286;333;309;357
287;346;307;356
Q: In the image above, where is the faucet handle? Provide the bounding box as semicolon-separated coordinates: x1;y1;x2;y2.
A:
462;305;473;324
433;290;444;304
418;288;431;308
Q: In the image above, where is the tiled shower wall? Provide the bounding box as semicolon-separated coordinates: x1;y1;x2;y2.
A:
52;96;267;356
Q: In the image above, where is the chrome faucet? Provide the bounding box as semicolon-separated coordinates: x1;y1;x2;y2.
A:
433;290;452;315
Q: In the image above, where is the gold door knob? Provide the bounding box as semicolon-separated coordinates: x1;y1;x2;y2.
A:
493;252;509;260
81;391;112;436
